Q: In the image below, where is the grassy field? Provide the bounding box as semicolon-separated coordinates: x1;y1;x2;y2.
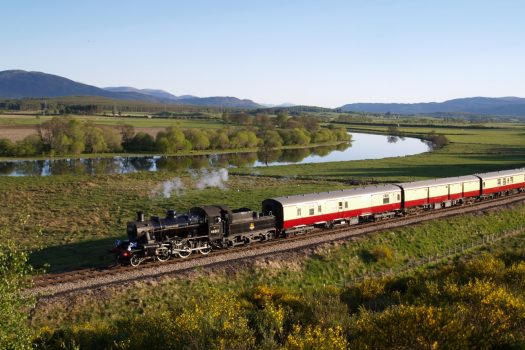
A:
0;114;224;128
30;203;525;345
340;122;525;145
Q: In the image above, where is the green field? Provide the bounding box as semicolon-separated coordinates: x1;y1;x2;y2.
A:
0;114;224;128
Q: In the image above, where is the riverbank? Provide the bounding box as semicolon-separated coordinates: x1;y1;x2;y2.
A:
0;140;350;162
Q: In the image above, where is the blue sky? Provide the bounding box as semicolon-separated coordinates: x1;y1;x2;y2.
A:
1;0;524;107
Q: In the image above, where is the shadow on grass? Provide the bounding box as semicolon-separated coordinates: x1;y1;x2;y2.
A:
29;236;123;273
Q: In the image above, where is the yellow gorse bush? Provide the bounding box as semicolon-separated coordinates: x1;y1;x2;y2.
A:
284;324;348;350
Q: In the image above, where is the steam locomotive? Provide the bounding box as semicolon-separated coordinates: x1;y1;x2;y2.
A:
113;168;525;266
114;206;276;266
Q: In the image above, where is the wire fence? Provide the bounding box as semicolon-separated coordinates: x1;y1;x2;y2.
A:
342;226;525;287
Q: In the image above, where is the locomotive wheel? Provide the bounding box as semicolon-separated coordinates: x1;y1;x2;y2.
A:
199;245;212;255
178;244;192;258
129;255;142;267
156;248;170;262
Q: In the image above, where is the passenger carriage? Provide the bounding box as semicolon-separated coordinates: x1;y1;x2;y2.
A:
397;175;481;210
475;168;525;197
262;185;402;234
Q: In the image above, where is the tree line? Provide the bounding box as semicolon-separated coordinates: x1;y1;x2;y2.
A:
0;117;350;157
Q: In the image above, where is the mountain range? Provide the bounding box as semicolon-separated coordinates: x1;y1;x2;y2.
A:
339;97;525;117
0;70;262;109
1;70;525;116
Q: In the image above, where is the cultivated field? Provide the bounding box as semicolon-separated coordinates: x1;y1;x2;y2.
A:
0;114;225;142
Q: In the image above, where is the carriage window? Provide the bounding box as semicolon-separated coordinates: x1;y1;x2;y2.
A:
297;208;301;217
383;194;390;204
345;201;348;208
511;177;514;183
483;181;486;188
497;179;501;185
318;205;322;213
397;194;401;201
338;202;343;210
503;178;506;185
309;208;314;216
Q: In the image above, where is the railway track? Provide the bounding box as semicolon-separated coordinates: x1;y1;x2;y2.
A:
30;192;525;297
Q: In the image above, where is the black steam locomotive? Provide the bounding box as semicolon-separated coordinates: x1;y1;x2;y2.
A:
114;206;275;266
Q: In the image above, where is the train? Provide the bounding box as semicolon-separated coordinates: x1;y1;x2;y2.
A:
113;168;525;266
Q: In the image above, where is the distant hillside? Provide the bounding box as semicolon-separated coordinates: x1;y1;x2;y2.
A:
0;70;120;99
104;86;197;101
0;70;262;109
339;97;525;117
175;96;261;109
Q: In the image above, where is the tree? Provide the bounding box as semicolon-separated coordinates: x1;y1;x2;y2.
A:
39;117;85;154
254;114;273;128
427;131;449;149
277;129;294;145
15;135;44;156
387;125;401;137
276;112;289;128
289;128;311;145
221;111;230;123
119;124;135;146
312;129;335;143
184;129;210;150
0;225;35;349
126;132;156;152
84;126;108;153
102;128;123;152
156;127;191;153
230;130;258;148
0;138;15;156
261;130;283;151
331;126;351;141
302;116;321;133
209;129;231;149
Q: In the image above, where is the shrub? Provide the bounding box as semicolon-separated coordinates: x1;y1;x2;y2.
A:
14;135;44;156
284;324;348;350
0;138;15;156
372;245;394;261
125;132;156;152
0;226;35;350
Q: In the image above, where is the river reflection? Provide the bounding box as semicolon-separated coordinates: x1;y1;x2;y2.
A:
0;147;337;176
0;132;430;176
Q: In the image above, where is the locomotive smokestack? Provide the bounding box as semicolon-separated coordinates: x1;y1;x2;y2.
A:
166;209;176;218
137;211;144;222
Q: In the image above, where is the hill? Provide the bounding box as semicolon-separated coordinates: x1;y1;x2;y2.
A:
0;70;120;100
339;97;525;117
104;86;197;101
0;70;262;109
